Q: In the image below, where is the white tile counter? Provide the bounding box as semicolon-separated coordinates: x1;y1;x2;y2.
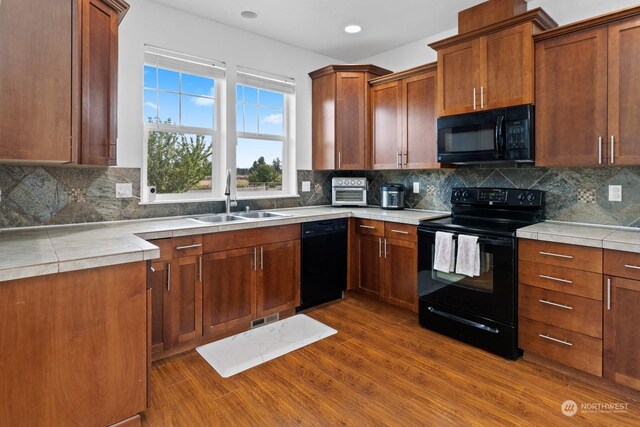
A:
0;206;449;282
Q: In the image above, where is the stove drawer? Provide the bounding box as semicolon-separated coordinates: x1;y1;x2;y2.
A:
519;240;602;273
519;284;602;339
519;317;602;377
519;260;602;300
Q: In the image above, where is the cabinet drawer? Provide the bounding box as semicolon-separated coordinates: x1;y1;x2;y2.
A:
519;260;602;300
149;235;203;261
519;240;602;273
604;249;640;281
519;284;602;338
519;317;602;377
355;219;384;237
384;222;417;243
204;225;300;253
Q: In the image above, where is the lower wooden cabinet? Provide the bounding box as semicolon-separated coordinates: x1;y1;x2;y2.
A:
354;219;418;312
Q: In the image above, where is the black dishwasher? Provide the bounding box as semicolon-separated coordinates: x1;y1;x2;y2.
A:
298;218;348;311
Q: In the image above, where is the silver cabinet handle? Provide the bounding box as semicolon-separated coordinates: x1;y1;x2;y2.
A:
338;152;341;169
359;225;375;229
167;263;171;292
384;238;388;259
611;135;615;164
403;150;408;167
391;229;409;235
260;247;264;270
538;299;573;310
539;274;573;284
539;334;572;347
150;266;156;272
473;88;477;110
624;264;640;270
175;243;202;250
598;136;603;165
397;149;402;168
607;277;611;311
480;86;484;109
198;256;202;282
253;248;257;271
378;238;382;258
539;251;573;259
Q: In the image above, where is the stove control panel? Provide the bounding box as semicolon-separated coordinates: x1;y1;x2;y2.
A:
451;187;544;207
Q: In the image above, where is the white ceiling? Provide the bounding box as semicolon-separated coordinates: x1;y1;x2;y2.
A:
146;0;491;62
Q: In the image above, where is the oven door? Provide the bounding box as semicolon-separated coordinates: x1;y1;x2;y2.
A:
417;228;515;324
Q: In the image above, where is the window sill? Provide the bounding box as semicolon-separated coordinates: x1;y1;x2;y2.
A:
138;193;299;205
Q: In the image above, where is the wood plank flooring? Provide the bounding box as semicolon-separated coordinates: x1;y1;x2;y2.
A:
142;293;640;426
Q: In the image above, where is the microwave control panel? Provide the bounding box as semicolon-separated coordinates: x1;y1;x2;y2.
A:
506;120;529;150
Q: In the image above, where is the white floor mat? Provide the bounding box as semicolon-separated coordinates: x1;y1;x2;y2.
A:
196;314;337;378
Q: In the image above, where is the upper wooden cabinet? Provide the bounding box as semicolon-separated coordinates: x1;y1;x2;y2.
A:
430;9;556;117
0;0;128;164
309;65;391;170
369;63;440;170
535;8;640;167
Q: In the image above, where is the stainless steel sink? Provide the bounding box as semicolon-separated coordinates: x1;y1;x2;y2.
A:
234;211;292;219
192;214;249;223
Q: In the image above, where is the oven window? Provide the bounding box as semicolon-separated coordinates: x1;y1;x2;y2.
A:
443;123;494;152
431;248;494;293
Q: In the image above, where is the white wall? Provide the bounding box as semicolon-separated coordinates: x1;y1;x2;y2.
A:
117;0;341;170
360;0;640;70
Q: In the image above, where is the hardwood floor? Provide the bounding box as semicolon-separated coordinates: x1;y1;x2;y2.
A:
142;293;640;426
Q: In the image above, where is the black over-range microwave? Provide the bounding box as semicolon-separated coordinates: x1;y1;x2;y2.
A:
437;104;534;164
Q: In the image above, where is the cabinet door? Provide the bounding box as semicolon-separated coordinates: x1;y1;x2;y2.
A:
311;73;336;170
356;233;382;298
371;81;403;169
0;0;72;162
437;39;481;116
202;248;255;337
81;0;119;165
604;276;640;391
404;71;438;168
149;260;169;354
608;16;640;166
257;240;301;318
483;24;534;110
168;256;203;345
383;238;418;312
336;72;367;169
535;27;608;167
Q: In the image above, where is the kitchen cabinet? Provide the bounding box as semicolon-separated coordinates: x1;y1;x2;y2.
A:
0;262;148;426
354;219;418;312
429;9;556;117
518;240;603;377
535;8;640;167
148;235;203;357
0;0;128;164
604;250;640;392
203;225;300;338
309;64;391;170
369;63;440;169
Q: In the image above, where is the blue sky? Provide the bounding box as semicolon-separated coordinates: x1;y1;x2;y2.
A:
144;66;284;168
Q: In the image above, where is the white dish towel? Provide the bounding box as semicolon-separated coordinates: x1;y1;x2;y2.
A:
455;234;480;277
434;231;456;273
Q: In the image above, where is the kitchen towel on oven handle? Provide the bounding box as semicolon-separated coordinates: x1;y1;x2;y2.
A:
455;234;480;277
434;231;456;273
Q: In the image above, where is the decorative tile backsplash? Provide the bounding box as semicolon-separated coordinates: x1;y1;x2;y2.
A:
1;165;639;229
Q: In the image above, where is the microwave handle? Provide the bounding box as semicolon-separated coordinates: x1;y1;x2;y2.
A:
495;115;505;152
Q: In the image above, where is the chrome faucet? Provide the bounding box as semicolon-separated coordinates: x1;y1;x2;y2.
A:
224;169;237;214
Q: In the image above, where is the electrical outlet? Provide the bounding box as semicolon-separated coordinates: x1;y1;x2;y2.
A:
608;185;622;202
413;182;420;194
116;183;133;198
301;181;311;192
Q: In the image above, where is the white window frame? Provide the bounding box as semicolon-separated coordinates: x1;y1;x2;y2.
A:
141;46;225;203
235;66;296;199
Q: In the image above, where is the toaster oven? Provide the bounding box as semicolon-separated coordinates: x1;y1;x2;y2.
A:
331;177;367;206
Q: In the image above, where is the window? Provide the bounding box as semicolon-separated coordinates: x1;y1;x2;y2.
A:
142;47;225;201
236;67;295;196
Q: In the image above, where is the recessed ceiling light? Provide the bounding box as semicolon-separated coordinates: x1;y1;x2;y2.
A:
240;10;258;19
344;24;362;34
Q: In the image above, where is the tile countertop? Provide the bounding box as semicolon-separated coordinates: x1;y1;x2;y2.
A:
0;206;449;283
517;221;640;253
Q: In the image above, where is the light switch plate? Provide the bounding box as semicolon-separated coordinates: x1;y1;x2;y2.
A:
301;181;311;192
608;185;622;202
413;182;420;194
116;183;133;198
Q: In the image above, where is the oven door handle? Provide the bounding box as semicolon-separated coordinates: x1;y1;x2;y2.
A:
427;307;500;334
418;229;513;247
